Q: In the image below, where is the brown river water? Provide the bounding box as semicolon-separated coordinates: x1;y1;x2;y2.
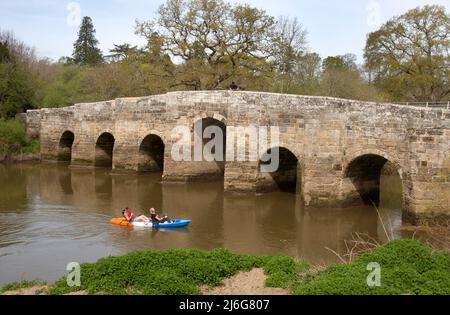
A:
0;163;405;285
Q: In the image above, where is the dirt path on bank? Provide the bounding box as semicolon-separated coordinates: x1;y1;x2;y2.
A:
2;286;48;295
201;268;289;295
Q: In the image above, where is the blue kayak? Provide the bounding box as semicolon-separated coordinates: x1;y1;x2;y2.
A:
154;219;191;228
132;219;191;228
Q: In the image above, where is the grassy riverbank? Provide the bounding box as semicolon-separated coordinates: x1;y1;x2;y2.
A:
2;240;449;295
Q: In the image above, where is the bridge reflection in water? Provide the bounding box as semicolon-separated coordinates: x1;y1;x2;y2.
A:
0;163;403;286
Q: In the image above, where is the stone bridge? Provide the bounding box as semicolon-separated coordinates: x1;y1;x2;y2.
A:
26;91;450;225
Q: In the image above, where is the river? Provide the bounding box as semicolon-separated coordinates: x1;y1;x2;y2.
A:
0;163;405;286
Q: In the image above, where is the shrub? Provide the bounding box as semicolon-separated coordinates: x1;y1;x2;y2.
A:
0;119;27;154
292;240;450;295
0;119;40;156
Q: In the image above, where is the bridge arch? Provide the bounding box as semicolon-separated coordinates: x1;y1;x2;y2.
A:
138;134;165;172
193;113;227;127
343;150;404;207
58;130;75;162
257;146;302;194
95;132;115;168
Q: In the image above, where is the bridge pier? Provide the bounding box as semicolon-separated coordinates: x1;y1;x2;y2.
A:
224;161;259;193
70;138;95;168
111;144;139;173
163;160;226;183
404;178;450;225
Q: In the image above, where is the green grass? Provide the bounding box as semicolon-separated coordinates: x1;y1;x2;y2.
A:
4;240;449;295
292;240;450;295
0;280;47;294
264;255;309;289
48;248;307;295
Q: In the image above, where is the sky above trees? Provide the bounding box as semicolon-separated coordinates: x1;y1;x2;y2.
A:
1;0;449;62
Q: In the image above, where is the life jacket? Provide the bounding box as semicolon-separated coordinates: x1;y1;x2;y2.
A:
150;213;159;223
124;210;134;222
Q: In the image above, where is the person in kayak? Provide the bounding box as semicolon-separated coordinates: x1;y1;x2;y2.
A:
149;208;172;224
122;207;150;223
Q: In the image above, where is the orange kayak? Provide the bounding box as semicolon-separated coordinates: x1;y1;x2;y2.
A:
110;218;133;227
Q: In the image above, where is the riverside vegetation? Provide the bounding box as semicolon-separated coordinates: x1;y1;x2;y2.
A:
2;240;449;295
0;119;40;160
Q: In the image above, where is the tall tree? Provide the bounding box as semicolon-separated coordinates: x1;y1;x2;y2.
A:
322;54;357;72
270;16;308;93
364;5;450;101
271;16;307;75
320;53;381;101
107;43;139;62
135;0;276;90
0;40;34;118
72;16;104;65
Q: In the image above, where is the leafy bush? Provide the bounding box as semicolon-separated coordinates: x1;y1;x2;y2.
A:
19;139;40;154
292;240;450;295
0;119;40;156
0;119;27;154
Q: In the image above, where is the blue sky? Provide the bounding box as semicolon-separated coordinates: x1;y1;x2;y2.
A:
1;0;449;63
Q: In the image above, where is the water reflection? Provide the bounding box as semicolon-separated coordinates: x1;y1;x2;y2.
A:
0;164;403;285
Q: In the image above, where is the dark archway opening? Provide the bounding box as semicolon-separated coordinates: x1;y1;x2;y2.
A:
138;135;165;172
345;154;399;206
95;133;115;168
259;147;299;194
193;117;227;179
58;131;74;162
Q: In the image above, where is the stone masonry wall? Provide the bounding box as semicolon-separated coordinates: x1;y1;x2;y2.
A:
32;91;450;224
26;110;42;140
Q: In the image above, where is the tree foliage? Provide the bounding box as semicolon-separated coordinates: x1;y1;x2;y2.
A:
136;0;278;90
323;54;357;72
72;17;104;65
365;5;450;101
0;32;35;119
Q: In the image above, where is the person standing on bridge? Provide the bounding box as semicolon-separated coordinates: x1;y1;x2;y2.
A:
228;82;238;91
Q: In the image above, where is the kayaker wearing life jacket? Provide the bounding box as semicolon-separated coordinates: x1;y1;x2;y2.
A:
149;208;171;224
122;207;150;223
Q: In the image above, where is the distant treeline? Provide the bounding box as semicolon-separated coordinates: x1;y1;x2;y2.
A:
0;1;449;120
